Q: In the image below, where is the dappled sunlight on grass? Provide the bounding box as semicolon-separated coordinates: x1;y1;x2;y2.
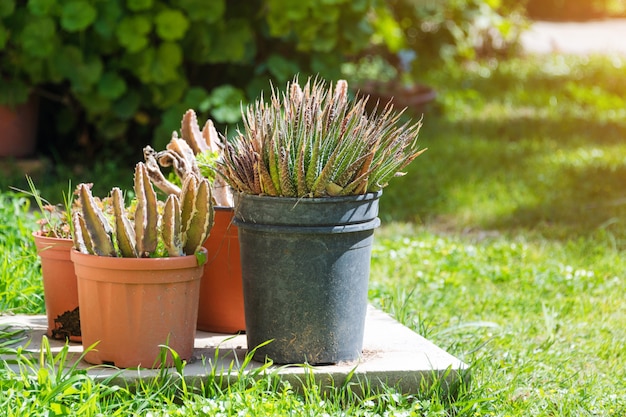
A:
384;54;626;243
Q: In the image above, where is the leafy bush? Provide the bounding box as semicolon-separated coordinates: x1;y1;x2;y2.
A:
0;0;526;167
367;0;527;78
0;0;377;165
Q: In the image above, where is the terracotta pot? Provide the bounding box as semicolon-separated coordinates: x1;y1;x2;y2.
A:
0;98;38;158
197;207;245;333
32;233;81;342
71;248;206;368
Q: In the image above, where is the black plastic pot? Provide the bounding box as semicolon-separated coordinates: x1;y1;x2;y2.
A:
234;192;381;365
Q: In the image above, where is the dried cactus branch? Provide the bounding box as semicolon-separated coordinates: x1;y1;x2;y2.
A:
143;146;182;197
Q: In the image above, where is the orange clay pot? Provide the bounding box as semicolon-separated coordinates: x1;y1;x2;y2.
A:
33;232;81;342
0;98;38;158
197;207;246;333
71;248;206;369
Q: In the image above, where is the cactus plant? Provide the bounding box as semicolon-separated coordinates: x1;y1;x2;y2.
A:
72;162;213;258
144;110;234;207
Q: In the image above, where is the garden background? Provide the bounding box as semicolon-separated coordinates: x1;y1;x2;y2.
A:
1;0;626;415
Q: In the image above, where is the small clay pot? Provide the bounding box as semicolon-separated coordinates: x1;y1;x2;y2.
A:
33;232;81;342
71;248;206;368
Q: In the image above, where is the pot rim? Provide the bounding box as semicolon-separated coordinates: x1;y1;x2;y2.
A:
235;190;382;204
70;247;207;271
32;231;73;242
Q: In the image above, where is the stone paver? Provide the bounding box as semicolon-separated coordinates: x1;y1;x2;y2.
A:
0;306;467;396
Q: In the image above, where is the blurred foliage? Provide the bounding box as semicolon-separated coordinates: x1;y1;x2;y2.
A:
0;0;524;168
371;0;527;78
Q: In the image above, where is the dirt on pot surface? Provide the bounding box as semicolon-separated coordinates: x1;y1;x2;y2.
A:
51;307;81;341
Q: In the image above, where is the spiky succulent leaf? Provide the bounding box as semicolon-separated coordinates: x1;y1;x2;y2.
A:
71;211;92;254
183;177;213;255
111;187;137;258
134;163;159;257
77;184;116;257
162;194;183;257
180;174;198;238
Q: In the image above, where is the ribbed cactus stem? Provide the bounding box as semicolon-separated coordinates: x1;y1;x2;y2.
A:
180;174;198;239
72;211;92;254
182;176;213;255
111;187;137;257
162;194;183;257
77;184;116;257
134;163;159;257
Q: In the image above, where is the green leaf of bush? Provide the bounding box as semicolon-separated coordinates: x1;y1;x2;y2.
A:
155;9;189;41
205;19;253;63
75;90;111;115
72;55;103;92
150;79;187;108
98;72;127;100
0;0;15;18
152;42;183;83
27;0;55;17
0;25;8;50
61;0;97;32
116;15;152;52
127;0;153;12
266;55;300;84
178;0;224;23
20;17;56;58
49;45;82;82
94;1;123;38
113;90;141;120
184;87;211;112
0;79;29;106
207;84;245;124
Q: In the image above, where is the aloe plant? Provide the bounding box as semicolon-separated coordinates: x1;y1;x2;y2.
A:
72;162;214;258
216;77;426;198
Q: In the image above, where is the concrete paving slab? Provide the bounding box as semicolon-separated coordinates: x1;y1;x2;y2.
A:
0;306;468;396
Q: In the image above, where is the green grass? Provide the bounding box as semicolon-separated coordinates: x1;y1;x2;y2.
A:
0;192;44;314
2;53;626;415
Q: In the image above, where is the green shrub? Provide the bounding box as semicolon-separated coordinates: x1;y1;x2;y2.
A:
370;0;527;77
0;0;526;167
0;0;377;165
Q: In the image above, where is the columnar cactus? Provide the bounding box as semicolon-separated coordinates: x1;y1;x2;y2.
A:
72;162;214;258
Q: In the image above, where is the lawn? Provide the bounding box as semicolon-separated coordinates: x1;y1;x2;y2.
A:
1;53;625;415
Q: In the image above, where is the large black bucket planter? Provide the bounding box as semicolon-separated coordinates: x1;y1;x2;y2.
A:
234;191;381;365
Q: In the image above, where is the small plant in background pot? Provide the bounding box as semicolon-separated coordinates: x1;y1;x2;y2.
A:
217;76;426;365
11;177;81;342
70;163;214;368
